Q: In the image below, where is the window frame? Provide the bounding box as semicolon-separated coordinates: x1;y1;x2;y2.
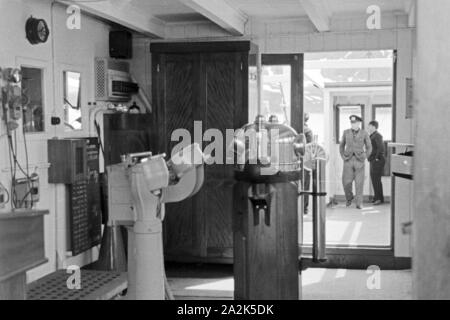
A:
63;70;83;132
20;66;46;134
56;63;89;139
372;104;393;141
372;103;393;177
15;57;51;140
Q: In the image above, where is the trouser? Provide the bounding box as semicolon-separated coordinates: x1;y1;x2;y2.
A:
370;158;385;202
342;156;365;206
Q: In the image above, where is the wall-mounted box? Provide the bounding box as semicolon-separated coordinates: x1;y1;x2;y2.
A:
48;139;87;184
94;58;138;102
389;143;414;180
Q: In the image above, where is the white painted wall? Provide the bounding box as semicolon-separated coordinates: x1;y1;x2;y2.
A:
160;12;415;258
413;0;450;299
130;37;153;110
0;0;114;282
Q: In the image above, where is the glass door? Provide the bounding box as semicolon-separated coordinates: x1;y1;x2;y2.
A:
303;50;395;251
249;54;303;133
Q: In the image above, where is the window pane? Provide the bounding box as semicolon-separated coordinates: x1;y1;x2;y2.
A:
22;67;44;133
249;66;258;121
249;65;292;125
262;65;291;124
374;106;392;141
64;71;82;131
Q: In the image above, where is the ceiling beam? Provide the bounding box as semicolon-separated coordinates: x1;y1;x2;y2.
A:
178;0;247;36
405;0;416;28
58;0;165;38
298;0;331;32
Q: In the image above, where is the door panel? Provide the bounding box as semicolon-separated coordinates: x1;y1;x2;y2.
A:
154;50;248;261
204;53;240;252
159;54;202;257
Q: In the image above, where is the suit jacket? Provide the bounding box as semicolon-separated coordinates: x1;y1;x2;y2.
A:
368;131;385;162
339;129;372;162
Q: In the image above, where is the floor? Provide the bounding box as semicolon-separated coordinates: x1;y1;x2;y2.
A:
303;203;391;246
167;267;412;300
166;202;399;300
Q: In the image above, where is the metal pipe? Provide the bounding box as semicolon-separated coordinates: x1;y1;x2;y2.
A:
312;159;327;262
256;50;262;116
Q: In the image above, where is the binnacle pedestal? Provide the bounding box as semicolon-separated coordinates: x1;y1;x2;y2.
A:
233;179;300;300
232;115;304;300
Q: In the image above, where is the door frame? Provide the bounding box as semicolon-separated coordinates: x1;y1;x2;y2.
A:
300;50;406;269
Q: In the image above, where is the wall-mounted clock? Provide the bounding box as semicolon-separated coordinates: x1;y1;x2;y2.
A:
26;16;50;45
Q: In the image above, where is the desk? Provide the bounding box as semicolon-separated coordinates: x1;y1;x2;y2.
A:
0;210;48;300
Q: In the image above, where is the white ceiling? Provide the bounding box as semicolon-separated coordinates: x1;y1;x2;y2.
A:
129;0;208;23
325;0;409;15
87;0;414;37
225;0;307;19
225;0;411;19
129;0;412;23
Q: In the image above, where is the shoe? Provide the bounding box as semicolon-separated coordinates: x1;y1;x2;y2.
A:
346;197;354;207
356;205;363;210
373;200;382;206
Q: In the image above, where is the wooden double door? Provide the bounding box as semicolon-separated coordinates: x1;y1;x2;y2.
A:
151;42;250;262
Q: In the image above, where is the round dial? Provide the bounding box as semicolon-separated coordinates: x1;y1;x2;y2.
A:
37;20;49;42
303;143;328;171
26;16;50;45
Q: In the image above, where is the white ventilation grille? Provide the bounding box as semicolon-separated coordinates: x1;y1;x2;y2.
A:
95;58;107;100
94;58;134;102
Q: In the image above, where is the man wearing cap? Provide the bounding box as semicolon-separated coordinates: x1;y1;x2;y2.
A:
339;115;372;209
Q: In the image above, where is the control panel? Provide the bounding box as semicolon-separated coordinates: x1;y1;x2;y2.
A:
69;180;89;252
48;138;102;255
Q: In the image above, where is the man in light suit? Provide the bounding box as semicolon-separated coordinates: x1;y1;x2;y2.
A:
339;115;372;209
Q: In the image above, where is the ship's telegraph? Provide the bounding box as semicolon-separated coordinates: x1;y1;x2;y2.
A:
231;115;307;183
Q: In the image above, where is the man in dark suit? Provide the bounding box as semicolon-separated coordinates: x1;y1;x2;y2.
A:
368;121;385;205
